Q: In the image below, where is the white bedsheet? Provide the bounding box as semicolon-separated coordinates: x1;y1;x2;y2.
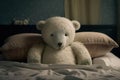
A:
93;52;120;69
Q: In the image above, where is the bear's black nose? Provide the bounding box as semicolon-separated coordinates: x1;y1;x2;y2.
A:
58;42;62;47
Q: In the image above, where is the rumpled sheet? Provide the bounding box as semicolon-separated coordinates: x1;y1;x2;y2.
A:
0;61;120;80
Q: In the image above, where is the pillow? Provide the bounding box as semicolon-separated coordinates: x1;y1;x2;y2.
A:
74;32;119;58
1;33;43;61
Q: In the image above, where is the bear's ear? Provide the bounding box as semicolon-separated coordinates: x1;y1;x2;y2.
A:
72;20;80;30
36;20;46;30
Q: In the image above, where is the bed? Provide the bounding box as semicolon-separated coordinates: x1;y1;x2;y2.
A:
0;25;120;80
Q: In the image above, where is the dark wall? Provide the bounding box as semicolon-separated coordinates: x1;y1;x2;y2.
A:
0;25;119;58
0;0;64;24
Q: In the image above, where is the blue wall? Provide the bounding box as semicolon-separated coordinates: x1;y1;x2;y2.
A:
100;0;117;25
0;0;64;24
0;0;117;25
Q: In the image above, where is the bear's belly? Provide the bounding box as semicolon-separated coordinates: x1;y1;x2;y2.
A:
42;46;76;64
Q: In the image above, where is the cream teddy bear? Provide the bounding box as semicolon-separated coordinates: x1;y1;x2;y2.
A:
27;17;92;65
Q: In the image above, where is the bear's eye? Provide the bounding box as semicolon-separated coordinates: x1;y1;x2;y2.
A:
65;33;68;36
50;34;54;37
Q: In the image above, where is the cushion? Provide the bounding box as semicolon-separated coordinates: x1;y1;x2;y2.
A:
74;32;119;58
1;33;43;61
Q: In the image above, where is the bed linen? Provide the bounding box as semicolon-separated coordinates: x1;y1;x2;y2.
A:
0;61;120;80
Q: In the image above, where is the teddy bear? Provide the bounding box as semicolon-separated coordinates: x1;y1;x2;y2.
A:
27;16;92;65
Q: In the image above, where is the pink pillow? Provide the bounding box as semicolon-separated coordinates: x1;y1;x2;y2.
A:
1;32;119;61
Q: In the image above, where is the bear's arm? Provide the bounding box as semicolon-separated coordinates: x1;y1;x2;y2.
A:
27;43;45;63
71;42;92;65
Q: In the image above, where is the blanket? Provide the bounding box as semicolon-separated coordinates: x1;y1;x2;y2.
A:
0;61;120;80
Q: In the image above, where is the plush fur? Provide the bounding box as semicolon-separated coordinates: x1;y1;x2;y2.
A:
27;17;92;65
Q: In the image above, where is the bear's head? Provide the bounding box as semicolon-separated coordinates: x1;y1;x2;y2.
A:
36;17;80;49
